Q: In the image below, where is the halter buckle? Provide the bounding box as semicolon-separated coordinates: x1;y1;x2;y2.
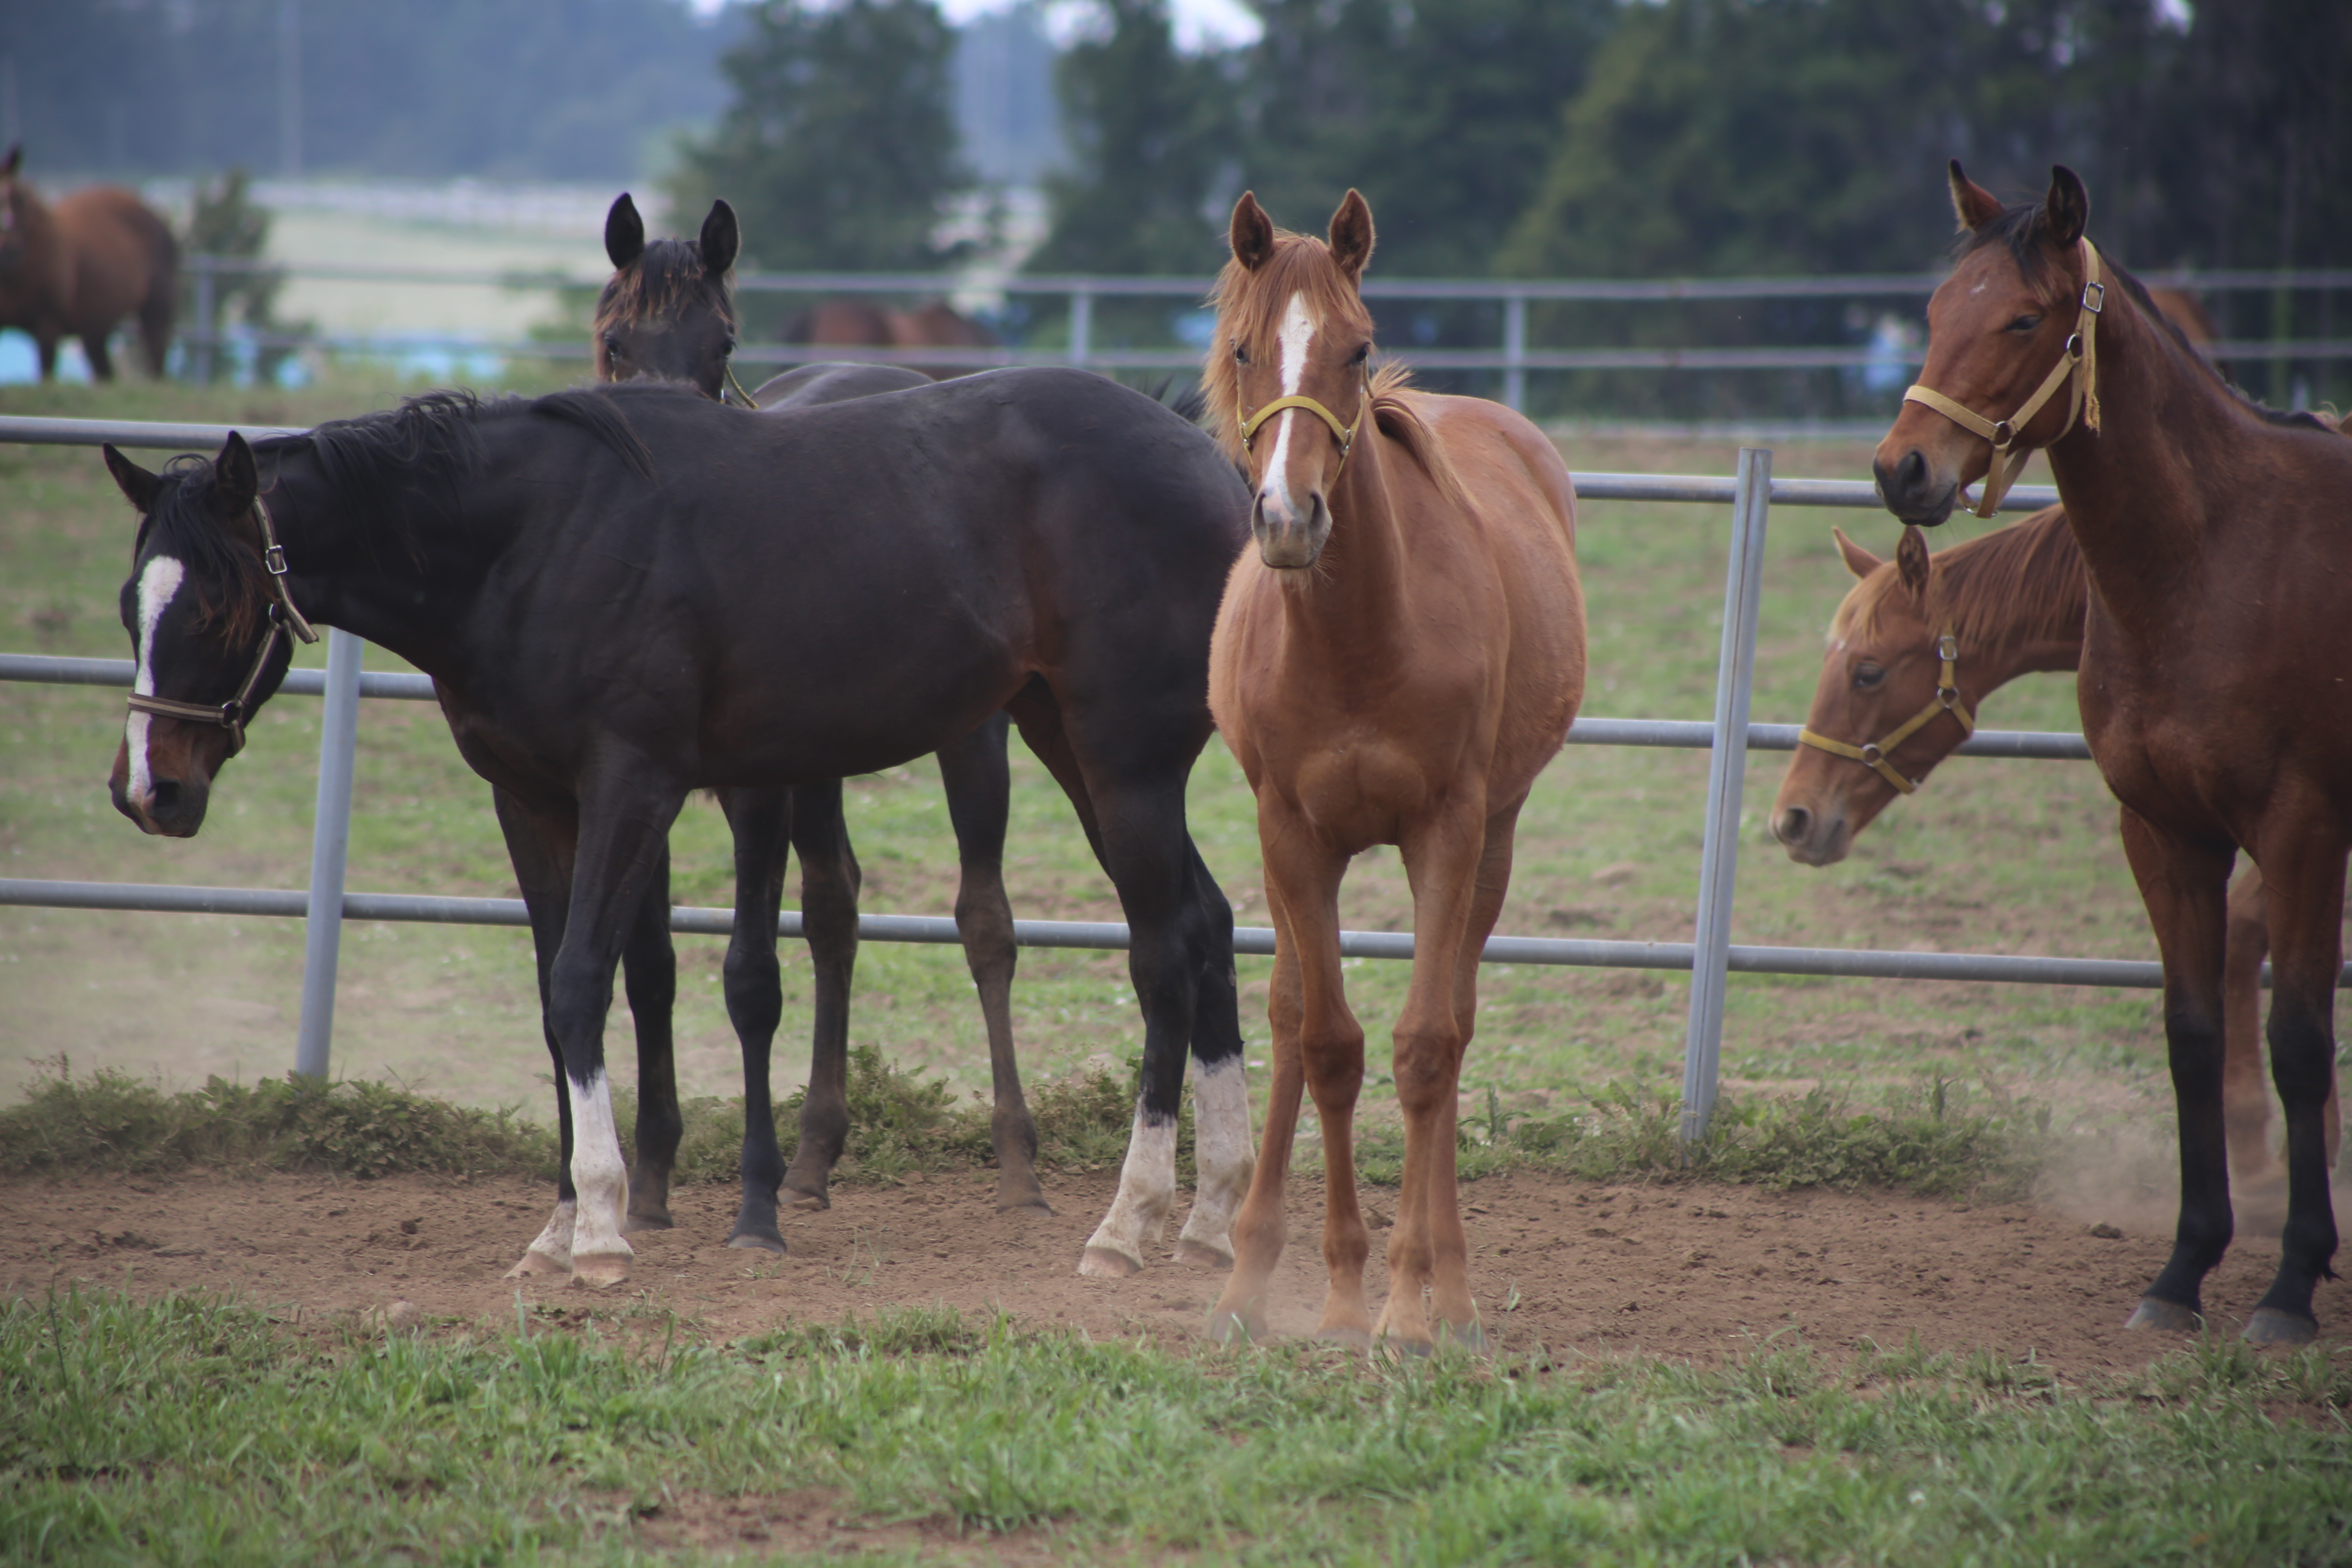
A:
2080;281;2104;314
265;543;290;577
1989;419;2014;448
1859;743;1884;766
1936;635;1959;662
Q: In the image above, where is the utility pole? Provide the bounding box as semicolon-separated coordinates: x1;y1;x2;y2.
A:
278;0;303;179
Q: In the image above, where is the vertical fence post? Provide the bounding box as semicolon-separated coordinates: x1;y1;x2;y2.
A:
1502;292;1528;413
190;259;216;386
1068;286;1093;369
294;628;362;1079
1679;447;1772;1143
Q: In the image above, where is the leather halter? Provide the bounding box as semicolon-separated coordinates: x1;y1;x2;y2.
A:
125;491;319;759
1238;368;1369;479
721;358;760;409
1797;630;1975;795
1904;236;2105;518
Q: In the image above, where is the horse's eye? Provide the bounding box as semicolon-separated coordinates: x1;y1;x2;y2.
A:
1350;343;1370;365
602;333;622;356
1853;663;1886;690
723;337;739;357
2006;314;2042;333
1232;343;1249;365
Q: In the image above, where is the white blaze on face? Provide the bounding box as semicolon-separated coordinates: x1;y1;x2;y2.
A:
125;555;187;810
1260;291;1319;519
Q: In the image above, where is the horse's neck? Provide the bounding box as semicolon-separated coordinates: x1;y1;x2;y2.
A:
2043;285;2245;624
1283;434;1412;648
274;457;488;677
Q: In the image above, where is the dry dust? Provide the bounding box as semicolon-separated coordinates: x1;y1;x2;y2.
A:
7;1165;2345;1376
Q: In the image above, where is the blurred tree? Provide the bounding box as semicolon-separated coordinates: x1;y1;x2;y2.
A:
668;0;972;273
1025;0;1238;276
180;167;310;384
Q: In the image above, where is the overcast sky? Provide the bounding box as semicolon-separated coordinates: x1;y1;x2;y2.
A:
688;0;1264;52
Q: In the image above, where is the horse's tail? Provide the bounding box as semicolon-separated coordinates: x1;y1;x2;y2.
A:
135;205;178;376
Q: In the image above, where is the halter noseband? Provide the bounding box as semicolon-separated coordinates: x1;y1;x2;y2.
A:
1903;236;2105;519
1238;367;1370;479
1797;630;1976;795
721;358;760;409
125;491;319;759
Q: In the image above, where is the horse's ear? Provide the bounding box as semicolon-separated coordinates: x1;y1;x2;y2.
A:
103;444;161;514
212;432;259;521
1327;189;1375;285
699;199;739;277
605;192;644;270
1895;525;1931;604
2043;165;2089;248
0;144;19;178
1947;159;2002;232
1831;526;1883;581
1229;192;1275;272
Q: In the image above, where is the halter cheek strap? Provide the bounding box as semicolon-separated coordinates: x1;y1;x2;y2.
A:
125;492;319;759
1904;236;2105;518
1797;630;1976;795
1238;368;1370;479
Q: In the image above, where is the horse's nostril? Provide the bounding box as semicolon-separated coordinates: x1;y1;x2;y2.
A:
1774;806;1810;844
149;779;181;816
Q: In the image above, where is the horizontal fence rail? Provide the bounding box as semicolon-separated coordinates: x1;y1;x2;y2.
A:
0;410;2166;1137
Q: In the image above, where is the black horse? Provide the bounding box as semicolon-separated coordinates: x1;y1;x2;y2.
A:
103;374;1253;1287
590;195;1089;1254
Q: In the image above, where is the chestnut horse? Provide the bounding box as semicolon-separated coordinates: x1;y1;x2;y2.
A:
1875;161;2352;1343
1203;192;1585;1351
1771;512;2342;1190
0;145;176;380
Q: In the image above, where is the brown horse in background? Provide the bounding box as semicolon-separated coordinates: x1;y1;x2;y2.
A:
0;145;176;380
1204;191;1585;1352
782;297;998;381
1875;161;2352;1343
1771;510;2343;1192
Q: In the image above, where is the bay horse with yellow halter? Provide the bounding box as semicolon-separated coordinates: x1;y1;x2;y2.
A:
1203;191;1584;1352
1874;160;2352;1343
1771;511;2342;1197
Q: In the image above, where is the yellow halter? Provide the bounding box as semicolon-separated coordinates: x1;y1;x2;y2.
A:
1903;236;2105;518
1796;630;1976;795
1238;368;1369;478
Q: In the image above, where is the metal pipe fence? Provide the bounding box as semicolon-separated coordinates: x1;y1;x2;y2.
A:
0;408;2258;1140
176;255;2352;412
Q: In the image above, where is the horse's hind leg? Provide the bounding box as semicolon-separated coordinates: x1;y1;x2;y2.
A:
717;786;793;1251
621;844;682;1232
2221;862;2275;1189
1174;842;1253;1268
139;289;174;376
938;715;1051;1213
780;780;862;1213
2118;808;2236;1334
492;786;582;1278
81;332;115;382
2243;816;2345;1345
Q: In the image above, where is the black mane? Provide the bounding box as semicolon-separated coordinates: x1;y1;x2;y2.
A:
595;236;733;329
1958;202;2329;434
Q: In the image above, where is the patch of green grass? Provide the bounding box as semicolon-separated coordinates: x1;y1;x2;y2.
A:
2;1287;2347;1565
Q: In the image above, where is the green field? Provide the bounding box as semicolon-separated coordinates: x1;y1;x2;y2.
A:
0;370;2232;1169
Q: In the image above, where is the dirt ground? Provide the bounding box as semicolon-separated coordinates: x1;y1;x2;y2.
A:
7;1165;2345;1377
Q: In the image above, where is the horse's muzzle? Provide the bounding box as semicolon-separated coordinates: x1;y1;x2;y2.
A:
1771;803;1852;867
109;756;211;838
1252;489;1330;570
1871;449;1959;528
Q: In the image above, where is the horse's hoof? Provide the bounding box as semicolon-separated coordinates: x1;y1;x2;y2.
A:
1172;1237;1235;1270
784;1187;830;1213
2125;1296;2203;1332
1205;1308;1263;1346
569;1252;631;1290
1313;1325;1372;1350
622;1210;674;1234
2243;1307;2319;1346
1378;1334;1437;1360
995;1189;1055;1216
1434;1321;1491;1357
504;1250;568;1279
1078;1245;1142;1279
726;1230;788;1256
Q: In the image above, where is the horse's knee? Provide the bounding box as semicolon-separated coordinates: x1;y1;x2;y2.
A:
1390;1033;1462;1118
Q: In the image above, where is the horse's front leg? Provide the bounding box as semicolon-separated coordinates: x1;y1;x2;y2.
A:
490;786;584;1278
716;786;793;1250
547;775;689;1287
2243;817;2346;1345
622;840;682;1232
1374;797;1493;1354
938;716;1051;1212
1175;843;1253;1268
780;779;860;1211
2118;807;2236;1333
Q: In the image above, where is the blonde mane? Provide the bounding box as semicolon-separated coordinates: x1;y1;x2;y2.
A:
1834;506;2086;652
1201;230;1470;512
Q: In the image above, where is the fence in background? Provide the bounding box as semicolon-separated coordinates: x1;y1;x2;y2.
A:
3;412;2325;1140
178;255;2352;412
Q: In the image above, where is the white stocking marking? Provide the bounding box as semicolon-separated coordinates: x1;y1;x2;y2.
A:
564;1070;634;1271
1176;1055;1256;1261
1080;1106;1176;1275
125;555;186;812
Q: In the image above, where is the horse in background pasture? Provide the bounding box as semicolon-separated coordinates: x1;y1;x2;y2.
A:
1772;511;2342;1194
1873;160;2352;1343
781;297;998;381
0;145;176;380
1203;191;1584;1352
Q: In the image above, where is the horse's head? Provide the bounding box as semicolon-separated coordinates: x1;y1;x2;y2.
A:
593;192;742;400
0;143;27;275
1209;190;1378;570
104;434;305;838
1772;527;1957;865
1875;163;2102;526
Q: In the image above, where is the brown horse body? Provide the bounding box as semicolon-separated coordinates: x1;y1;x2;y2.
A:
1203;192;1585;1350
0;147;176;380
782;297;996;381
1772;511;2342;1189
1875;163;2352;1343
